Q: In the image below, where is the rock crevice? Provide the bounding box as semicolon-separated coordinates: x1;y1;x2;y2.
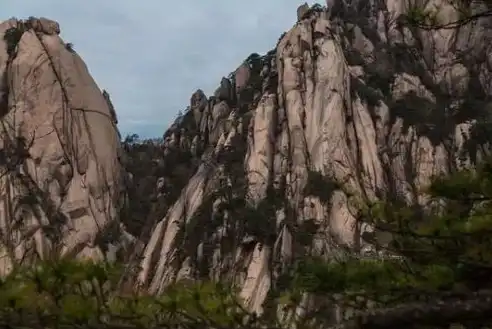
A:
133;0;492;314
0;17;128;273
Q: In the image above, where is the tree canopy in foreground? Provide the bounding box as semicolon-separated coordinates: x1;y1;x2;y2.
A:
2;157;492;329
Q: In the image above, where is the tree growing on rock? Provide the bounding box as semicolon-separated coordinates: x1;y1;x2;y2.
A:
406;0;492;29
278;157;492;328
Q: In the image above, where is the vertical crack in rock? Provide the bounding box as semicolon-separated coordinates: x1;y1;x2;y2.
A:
0;17;129;274
5;0;492;322
131;0;492;316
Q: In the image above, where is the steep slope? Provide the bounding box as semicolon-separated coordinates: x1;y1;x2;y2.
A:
0;17;130;274
130;0;492;313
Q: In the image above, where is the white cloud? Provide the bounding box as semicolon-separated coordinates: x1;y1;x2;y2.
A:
2;0;319;138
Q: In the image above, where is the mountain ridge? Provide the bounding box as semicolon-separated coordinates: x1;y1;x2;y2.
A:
122;0;492;314
0;0;491;322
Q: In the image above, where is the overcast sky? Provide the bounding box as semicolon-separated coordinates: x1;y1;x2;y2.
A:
3;0;317;138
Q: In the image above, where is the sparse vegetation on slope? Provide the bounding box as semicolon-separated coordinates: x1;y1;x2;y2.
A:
2;1;492;328
4;158;492;328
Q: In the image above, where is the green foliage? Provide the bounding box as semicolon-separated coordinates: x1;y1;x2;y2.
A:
245;53;261;65
241;198;277;243
310;3;323;12
0;259;122;325
284;254;458;305
405;6;437;27
295;218;320;247
4;26;25;57
0;258;277;329
3;142;492;329
123;133;140;144
121;133;194;236
351;77;383;109
389;90;442;142
304;170;340;203
404;0;491;29
65;42;75;53
275;157;492;326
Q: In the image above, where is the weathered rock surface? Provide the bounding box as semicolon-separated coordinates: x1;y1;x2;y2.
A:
4;0;491;320
131;0;492;314
0;17;128;274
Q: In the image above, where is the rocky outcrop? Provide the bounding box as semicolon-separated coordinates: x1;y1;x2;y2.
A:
5;0;489;320
131;0;492;314
0;17;128;274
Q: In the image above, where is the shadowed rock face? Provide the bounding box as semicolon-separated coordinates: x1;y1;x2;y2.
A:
3;0;491;318
130;0;492;314
0;17;129;274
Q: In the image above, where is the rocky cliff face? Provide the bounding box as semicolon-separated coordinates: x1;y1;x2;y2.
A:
129;0;492;314
0;17;129;274
2;0;491;318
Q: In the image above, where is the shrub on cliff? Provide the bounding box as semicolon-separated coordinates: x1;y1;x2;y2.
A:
280;157;492;328
0;258;275;329
3;157;492;328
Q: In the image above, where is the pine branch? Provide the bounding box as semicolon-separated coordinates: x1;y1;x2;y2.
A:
335;289;492;329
